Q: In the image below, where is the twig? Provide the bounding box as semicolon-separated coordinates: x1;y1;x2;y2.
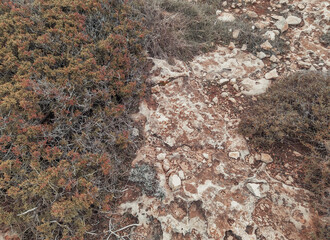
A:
17;207;38;216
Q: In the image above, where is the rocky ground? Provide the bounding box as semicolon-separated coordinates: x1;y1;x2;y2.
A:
1;0;328;239
114;0;329;239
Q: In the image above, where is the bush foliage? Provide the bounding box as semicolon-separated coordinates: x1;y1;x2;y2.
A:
131;0;287;61
239;71;329;238
239;71;329;151
0;0;146;239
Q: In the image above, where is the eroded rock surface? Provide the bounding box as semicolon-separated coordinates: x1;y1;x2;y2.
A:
118;45;321;239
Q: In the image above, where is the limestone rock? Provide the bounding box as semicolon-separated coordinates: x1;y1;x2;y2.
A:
260;153;273;163
257;52;267;59
260;41;272;50
169;174;181;191
286;16;302;25
275;19;288;32
228;42;235;50
265;69;278;79
263;31;276;41
232;29;240;39
229;152;240;159
246;183;261;197
241;78;271;95
157;153;166;161
217;12;236;22
246;11;258;18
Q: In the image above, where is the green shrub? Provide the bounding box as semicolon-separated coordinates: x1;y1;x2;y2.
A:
0;0;146;239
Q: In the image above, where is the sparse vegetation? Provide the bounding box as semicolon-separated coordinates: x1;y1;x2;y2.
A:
131;0;286;61
239;71;330;239
320;31;330;47
129;164;165;198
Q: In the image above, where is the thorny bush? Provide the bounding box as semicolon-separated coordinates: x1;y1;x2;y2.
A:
0;0;146;239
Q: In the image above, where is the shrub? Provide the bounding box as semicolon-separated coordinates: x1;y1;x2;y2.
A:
239;71;329;238
320;31;330;47
131;0;287;61
129;164;164;198
239;71;329;151
0;0;146;239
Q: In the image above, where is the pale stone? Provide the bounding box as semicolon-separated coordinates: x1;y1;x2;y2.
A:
212;96;218;104
265;69;278;79
229;152;240;159
221;92;229;97
218;12;236;22
132;128;139;137
297;4;305;10
246;183;261;197
241;78;271;95
293;151;302;157
228;42;235;50
241;44;247;51
260;41;272;50
249;156;255;164
286;16;302;25
229;97;236;103
157;153;167;161
219;78;229;85
163;159;170;172
260;153;273;163
247;10;258;18
169;174;181;191
178;170;185;180
263;31;276;41
275;19;288;32
233;29;240;39
203;153;209;159
257;52;267;59
270;55;279;62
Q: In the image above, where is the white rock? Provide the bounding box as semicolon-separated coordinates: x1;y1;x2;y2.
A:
221;92;229;97
265;69;278;79
249;156;255;164
260;41;272;50
241;78;271;95
241;44;247;51
169;174;181;191
275;19;288;32
261;153;273;163
212;96;218;104
232;29;240;39
263;31;276;41
229;152;240;159
247;10;258;18
203;153;209;159
286;16;302;25
257;52;267;59
246;183;261;197
219;78;229;85
229;97;236;103
163;159;170;172
132;128;139;137
297;4;305;10
218;12;236;22
228;42;235;50
178;170;185;180
157;153;167;161
270;55;279;62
